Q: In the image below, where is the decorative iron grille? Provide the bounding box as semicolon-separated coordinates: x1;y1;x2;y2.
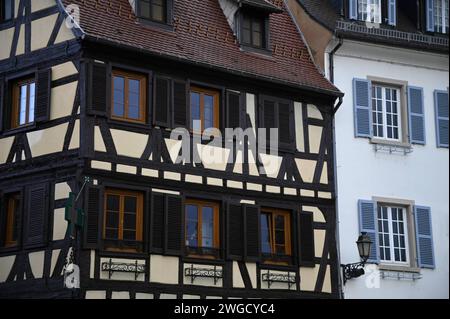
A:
261;270;296;289
101;259;146;280
184;264;223;285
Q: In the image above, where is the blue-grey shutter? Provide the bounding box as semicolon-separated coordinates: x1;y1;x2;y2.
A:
408;86;426;144
388;0;397;26
358;200;379;263
349;0;358;19
353;78;372;138
434;90;449;148
426;0;435;32
414;206;435;269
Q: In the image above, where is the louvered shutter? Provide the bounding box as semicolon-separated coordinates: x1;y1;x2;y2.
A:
165;195;183;255
24;184;49;248
153;76;170;127
358;200;379;263
35;69;51;122
0;193;4;247
408;86;426;144
150;192;165;252
353;78;372;138
173;80;187;128
349;0;358;19
88;62;108;116
388;0;397;26
227;203;243;260
414;206;435;268
426;0;435;32
434;90;449;148
227;91;241;130
298;211;315;265
0;78;4;132
84;185;102;248
279;102;292;147
244;204;260;261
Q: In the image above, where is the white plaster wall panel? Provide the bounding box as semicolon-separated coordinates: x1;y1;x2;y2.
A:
54;182;71;200
151;188;180;195
294;101;305;152
233;150;243;174
0;28;14;60
318;192;332;199
111;291;130;299
54;22;76;44
206;296;223;299
164;171;181;181
247;183;262;191
0;256;16;282
308;126;323;154
85;291;107;299
116;164;137;175
320;162;328;184
160;294;177;299
94;126;107;152
16;25;25;55
227;180;243;189
135;293;154;299
50;81;78;120
183;295;201;299
322;266;332;294
31;0;56;12
198;144;230;171
29;251;45;278
295;159;317;183
53;208;68;241
248;151;260;176
207;178;223;187
284;187;297;196
90;250;95;279
14;0;20;18
0;137;15;164
150;255;179;284
52;62;78;81
91;160;112;171
27;123;68;157
111;129;148;158
299;266;319;291
303;206;326;223
69;119;80;150
333;41;449;298
142;168;159;178
165;138;182;163
259;154;282;178
185;174;203;184
266;185;281;194
100;258;145;282
50;249;61;276
183;263;223;287
314;229;326;258
246;263;257;289
246;93;256;135
232;262;245;288
307;104;323;120
31;14;58;51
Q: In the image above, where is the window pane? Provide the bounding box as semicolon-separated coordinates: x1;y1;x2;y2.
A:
124;196;137;213
123;212;136;230
186;205;198;247
243;16;251;44
140;0;150;18
128;79;140;119
123;230;136;241
106;211;119;228
113;76;125;117
12;198;20;242
19;85;27;125
105;228;118;240
202;206;214;248
252;20;262;47
152;0;165;22
275;230;285;246
190;92;201;131
107;194;120;211
204;95;214;129
275;245;286;255
28;83;35;123
275;215;285;230
260;213;272;254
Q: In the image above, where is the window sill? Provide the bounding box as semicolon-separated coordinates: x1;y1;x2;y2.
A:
370;138;411;148
378;264;420;273
1;123;37;137
370;138;413;155
240;44;273;57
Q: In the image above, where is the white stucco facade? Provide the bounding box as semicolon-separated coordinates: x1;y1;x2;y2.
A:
328;40;449;299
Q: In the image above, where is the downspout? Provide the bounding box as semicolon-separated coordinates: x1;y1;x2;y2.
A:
329;38;343;85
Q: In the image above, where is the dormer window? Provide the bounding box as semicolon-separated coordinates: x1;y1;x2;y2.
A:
241;13;266;49
0;0;14;23
433;0;449;33
137;0;172;25
356;0;381;23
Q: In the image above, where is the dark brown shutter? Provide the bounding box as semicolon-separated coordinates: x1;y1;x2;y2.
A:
244;205;260;261
35;69;51;122
153;76;170;127
150;192;165;252
84;185;102;248
173;80;187;128
24;184;49;248
165;195;183;255
227;91;241;129
0;78;4;132
88;62;108;115
0;193;4;247
279;102;292;147
299;211;315;265
227;203;243;260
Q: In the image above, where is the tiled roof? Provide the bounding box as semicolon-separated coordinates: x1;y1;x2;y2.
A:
60;0;341;96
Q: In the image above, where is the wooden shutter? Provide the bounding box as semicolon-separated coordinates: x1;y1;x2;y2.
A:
0;78;4;132
153;76;170;127
244;204;260;261
358;200;379;263
408;86;426;144
150;192;165;252
88;62;108;116
84;185;102;248
0;193;4;247
434;90;449;148
298;211;315;265
35;69;51;122
279;102;293;147
24;184;49;248
353;78;372;138
226;91;242;129
387;0;397;26
165;195;184;255
349;0;358;19
227;203;244;260
414;206;435;269
426;0;435;32
172;80;188;128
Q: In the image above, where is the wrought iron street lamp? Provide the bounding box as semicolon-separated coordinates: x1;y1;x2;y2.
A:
341;232;373;285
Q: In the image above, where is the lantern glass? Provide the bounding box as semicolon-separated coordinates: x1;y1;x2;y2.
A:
356;232;372;262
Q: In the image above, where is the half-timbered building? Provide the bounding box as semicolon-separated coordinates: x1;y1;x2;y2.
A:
0;0;343;299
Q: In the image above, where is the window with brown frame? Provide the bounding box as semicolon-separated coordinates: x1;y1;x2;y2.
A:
260;208;292;264
1;193;21;248
111;69;147;124
11;77;36;129
103;189;144;251
185;199;220;258
190;87;220;133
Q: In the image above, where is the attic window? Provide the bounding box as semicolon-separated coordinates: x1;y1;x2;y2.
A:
136;0;172;25
238;11;270;51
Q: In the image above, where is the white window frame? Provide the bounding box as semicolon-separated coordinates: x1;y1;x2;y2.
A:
372;85;402;141
434;0;449;33
378;206;410;266
357;0;382;23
